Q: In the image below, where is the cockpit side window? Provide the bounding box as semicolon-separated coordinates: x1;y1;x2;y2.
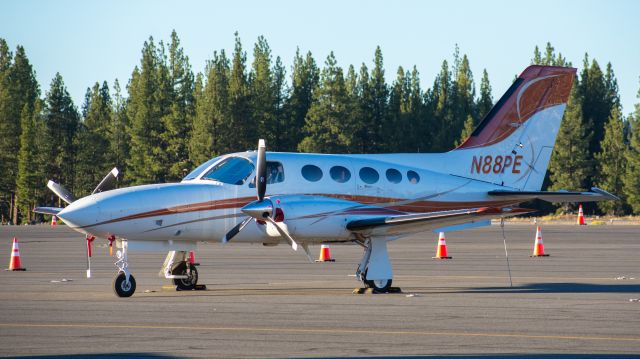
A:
201;157;254;185
183;156;222;180
249;161;285;187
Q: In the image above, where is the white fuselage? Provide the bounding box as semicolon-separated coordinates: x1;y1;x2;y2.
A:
58;151;516;246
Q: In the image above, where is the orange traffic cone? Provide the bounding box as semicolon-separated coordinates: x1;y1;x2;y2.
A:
51;215;57;227
577;204;586;225
315;244;335;262
433;232;452;259
7;237;26;271
530;226;550;257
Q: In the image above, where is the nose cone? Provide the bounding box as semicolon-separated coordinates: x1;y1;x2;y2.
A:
57;196;100;228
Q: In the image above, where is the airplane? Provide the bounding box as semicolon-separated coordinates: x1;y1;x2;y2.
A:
35;65;618;297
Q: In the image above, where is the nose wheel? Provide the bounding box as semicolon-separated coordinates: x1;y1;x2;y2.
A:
113;272;136;297
113;240;136;297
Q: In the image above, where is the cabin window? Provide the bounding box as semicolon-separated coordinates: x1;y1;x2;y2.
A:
407;170;420;184
359;167;379;184
201;157;254;185
386;168;402;184
249;161;285;187
301;164;323;182
330;166;351;183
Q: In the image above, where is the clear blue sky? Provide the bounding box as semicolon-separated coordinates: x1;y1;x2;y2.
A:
1;0;639;115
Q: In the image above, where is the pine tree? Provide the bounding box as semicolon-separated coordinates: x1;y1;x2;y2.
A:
298;52;353;153
190;50;231;164
0;44;39;223
227;32;253;152
578;55;612;162
163;30;195;181
595;106;627;215
126;37;169;184
622;80;640;213
111;79;129;183
16;101;44;223
387;66;410;152
74;82;113;196
250;36;276;148
271;56;287;151
477;69;493;119
282;49;319;152
368;46;388;152
453;54;475;147
548;85;592;212
44;73;79;191
431;60;453;151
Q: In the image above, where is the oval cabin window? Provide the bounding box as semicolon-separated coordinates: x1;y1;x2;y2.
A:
330;166;351;183
359;167;380;184
301;164;323;182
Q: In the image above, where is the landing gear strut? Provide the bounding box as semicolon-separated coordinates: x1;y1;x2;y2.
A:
160;251;199;290
113;240;136;297
356;237;393;292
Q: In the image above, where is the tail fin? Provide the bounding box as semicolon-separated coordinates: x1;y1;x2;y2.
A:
448;65;576;191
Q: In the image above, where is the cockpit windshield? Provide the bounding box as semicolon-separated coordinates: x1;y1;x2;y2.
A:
182;156;222;180
201;157;254;185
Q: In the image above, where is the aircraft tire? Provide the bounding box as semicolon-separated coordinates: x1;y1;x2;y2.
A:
174;266;198;291
363;270;392;292
113;272;136;297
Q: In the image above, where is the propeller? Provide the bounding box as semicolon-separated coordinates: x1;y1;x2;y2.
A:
222;140;303;254
92;168;119;194
38;167;120;278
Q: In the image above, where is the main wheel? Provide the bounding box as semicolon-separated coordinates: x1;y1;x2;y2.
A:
173;265;198;291
113;273;136;297
363;270;392;292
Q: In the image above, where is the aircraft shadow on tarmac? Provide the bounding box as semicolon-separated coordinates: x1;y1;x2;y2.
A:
9;354;640;359
459;282;640;294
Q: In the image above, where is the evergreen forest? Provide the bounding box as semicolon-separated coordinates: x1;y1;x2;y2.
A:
1;31;639;224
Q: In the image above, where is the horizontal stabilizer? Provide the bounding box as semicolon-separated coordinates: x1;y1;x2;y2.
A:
33;207;64;215
488;187;619;203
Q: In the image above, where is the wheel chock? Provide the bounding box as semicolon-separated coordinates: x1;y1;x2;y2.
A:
194;284;207;290
352;287;402;294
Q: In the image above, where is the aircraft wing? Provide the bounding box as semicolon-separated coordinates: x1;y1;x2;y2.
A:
488;187;619;203
346;207;533;236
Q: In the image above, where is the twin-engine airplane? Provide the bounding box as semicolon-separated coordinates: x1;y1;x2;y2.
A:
36;65;617;297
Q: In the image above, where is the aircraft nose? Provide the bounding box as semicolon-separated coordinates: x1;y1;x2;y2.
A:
57;196;100;228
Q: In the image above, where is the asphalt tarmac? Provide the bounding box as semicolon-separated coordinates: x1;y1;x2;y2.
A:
0;223;639;358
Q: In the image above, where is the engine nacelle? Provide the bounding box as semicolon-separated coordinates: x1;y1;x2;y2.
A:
270;195;355;243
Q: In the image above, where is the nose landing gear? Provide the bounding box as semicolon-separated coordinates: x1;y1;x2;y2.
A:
113;240;136;297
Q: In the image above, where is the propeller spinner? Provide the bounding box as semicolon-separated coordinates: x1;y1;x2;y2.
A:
222;140;300;252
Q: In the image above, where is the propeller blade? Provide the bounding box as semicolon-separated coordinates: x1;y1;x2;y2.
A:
222;217;252;244
256;139;267;201
300;243;314;263
92;167;119;194
265;216;298;251
33;206;63;215
47;180;76;204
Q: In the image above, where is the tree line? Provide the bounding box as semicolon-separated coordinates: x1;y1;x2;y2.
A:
0;32;638;224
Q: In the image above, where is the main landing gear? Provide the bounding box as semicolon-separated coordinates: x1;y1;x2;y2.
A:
113;240;136;297
160;251;199;291
356;237;394;292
